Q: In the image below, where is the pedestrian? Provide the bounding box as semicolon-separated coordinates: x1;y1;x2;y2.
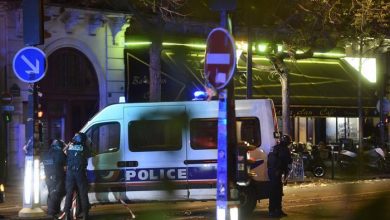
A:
42;139;67;218
63;133;91;220
267;134;293;218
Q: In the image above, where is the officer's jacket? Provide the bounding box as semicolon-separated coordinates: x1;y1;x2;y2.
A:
267;144;292;174
66;143;91;171
42;148;66;177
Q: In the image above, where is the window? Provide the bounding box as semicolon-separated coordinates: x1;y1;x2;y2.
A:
190;117;261;150
129;120;182;151
86;122;120;155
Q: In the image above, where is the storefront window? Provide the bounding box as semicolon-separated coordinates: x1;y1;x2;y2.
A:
326;117;359;143
326;117;337;143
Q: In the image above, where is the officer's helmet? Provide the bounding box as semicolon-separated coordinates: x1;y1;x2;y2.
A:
51;139;65;150
72;132;87;145
280;135;292;145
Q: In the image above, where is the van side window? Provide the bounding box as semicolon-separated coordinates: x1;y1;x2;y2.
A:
128;120;181;151
86;122;120;155
190;117;261;149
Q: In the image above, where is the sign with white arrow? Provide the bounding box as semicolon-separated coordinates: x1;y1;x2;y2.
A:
12;46;47;83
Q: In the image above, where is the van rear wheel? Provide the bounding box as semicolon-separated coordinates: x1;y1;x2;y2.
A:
238;186;257;217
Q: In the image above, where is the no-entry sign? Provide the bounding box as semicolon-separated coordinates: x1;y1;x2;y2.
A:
204;27;236;90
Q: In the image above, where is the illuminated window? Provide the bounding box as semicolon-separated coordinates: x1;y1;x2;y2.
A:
190;117;261;150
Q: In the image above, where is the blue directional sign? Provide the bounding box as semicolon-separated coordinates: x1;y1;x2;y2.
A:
12;47;47;83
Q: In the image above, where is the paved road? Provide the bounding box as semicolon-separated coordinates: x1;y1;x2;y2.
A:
1;178;389;219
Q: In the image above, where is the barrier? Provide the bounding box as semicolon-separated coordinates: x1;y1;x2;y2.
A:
287;153;305;182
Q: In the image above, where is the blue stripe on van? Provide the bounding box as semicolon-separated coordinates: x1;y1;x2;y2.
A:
87;166;217;183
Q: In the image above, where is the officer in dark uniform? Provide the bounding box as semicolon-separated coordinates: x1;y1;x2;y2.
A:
267;135;292;218
63;133;91;220
42;139;67;218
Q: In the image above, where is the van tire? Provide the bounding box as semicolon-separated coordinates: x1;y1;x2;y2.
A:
238;185;257;217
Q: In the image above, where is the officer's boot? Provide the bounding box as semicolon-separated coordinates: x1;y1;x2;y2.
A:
82;212;89;220
64;212;72;220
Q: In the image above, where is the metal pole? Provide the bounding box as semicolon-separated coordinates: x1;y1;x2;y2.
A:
357;39;364;178
331;145;335;179
18;83;45;217
358;39;364;153
246;28;253;99
216;10;238;220
377;53;386;146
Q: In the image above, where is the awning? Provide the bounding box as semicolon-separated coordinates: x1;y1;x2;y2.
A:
125;48;378;117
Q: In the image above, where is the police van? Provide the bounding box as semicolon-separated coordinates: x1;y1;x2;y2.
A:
49;99;278;215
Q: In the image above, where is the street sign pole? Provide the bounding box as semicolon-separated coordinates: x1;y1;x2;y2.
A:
206;8;238;220
18;83;45;217
13;47;47;217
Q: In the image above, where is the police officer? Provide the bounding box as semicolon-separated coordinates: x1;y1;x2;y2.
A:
267;135;292;218
42;139;67;218
63;133;91;220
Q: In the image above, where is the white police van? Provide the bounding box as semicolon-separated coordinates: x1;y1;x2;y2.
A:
55;99;278;215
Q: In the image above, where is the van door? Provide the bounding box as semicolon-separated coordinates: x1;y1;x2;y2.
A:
186;118;218;200
85;121;125;203
124;105;188;201
186;117;262;200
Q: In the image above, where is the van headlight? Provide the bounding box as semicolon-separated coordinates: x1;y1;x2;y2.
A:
0;184;4;192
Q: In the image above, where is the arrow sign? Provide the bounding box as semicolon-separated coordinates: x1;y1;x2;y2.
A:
13;47;47;83
204;28;236;90
21;55;40;74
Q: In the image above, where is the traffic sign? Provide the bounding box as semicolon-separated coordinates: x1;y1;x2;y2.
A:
12;46;47;83
204;27;236;90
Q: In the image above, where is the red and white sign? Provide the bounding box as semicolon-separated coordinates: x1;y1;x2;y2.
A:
204;27;236;90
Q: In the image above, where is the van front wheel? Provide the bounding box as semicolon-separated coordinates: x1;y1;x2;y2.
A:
238;186;257;217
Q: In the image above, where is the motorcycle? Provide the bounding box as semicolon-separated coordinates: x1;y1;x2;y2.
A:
291;143;326;177
338;145;387;171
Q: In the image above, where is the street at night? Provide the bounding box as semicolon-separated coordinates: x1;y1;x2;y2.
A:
1;1;390;220
1;177;390;219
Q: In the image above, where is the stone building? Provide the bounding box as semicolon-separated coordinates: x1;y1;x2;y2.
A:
0;2;130;183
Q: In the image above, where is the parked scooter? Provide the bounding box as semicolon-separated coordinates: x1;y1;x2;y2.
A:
338;142;387;171
292;143;326;177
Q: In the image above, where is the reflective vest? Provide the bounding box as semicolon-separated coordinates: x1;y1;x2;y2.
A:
67;144;88;171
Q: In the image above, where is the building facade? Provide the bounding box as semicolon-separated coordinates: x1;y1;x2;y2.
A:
0;3;130;183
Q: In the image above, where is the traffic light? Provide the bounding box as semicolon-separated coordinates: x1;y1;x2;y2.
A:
1;111;12;123
37;110;43;118
37;103;43;119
